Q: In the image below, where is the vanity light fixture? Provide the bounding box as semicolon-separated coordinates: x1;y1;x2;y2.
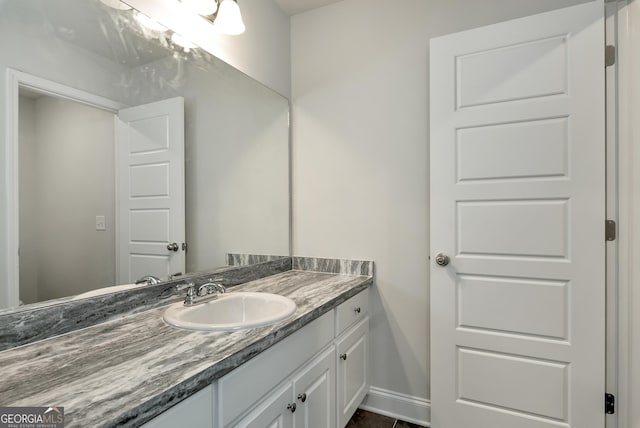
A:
213;0;245;35
181;0;246;35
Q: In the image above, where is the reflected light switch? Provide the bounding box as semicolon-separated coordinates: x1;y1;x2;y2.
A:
96;215;106;231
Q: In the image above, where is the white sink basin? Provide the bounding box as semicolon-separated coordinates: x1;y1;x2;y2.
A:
163;292;297;331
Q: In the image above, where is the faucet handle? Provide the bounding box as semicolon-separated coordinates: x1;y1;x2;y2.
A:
176;282;197;305
197;283;212;297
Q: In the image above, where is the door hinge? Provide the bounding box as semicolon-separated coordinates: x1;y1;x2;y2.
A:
605;393;615;414
605;45;616;67
606;220;616;241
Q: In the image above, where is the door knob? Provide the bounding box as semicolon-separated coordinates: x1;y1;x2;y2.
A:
167;242;179;252
434;253;449;266
297;393;307;402
287;403;296;413
340;353;348;361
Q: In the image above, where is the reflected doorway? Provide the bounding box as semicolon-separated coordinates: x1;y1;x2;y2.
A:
19;91;117;304
11;72;186;306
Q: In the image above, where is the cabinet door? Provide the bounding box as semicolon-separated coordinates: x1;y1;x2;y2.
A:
336;317;369;428
142;386;213;428
217;312;334;427
232;383;294;428
293;347;335;428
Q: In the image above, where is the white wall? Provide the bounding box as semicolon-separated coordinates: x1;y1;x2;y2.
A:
290;0;590;421
183;70;290;271
227;0;291;98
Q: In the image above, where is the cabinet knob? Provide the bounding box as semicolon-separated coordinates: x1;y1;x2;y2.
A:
287;403;297;413
297;393;307;403
340;353;348;361
354;307;361;314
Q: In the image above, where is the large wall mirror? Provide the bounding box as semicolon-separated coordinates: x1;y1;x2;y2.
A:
0;0;290;309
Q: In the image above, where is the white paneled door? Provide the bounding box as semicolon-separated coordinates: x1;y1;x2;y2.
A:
116;97;185;284
430;2;605;428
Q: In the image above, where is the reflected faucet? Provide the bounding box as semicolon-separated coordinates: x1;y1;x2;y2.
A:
168;272;183;281
176;279;226;306
135;275;161;286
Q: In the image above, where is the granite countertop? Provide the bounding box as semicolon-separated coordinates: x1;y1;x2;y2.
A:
0;270;372;427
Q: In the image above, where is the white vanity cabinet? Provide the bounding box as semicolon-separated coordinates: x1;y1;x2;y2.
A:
222;289;370;428
217;310;335;427
335;288;369;336
233;382;294;428
292;347;335;428
233;347;335;428
144;288;369;428
336;318;369;428
142;386;216;428
334;288;369;428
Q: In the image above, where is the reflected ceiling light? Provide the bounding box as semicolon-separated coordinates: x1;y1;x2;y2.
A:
171;33;197;51
134;11;168;32
213;0;245;35
100;0;132;10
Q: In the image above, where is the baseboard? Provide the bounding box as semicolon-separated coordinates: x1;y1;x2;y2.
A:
359;386;431;427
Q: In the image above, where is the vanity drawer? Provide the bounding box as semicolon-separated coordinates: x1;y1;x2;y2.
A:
336;288;369;337
217;310;334;427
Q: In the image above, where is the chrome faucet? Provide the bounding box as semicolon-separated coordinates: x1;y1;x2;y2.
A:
176;279;226;306
135;275;161;285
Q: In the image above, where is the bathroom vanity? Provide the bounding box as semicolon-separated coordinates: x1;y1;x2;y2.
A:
146;288;369;428
0;257;373;428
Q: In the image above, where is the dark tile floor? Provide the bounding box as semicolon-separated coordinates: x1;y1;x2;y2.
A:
346;409;427;428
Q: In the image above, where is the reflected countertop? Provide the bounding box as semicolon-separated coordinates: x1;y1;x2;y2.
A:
0;269;373;427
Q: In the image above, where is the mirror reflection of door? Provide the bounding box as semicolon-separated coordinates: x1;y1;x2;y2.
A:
18;89;185;305
116;97;186;285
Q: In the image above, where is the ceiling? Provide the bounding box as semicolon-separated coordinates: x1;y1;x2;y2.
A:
273;0;344;16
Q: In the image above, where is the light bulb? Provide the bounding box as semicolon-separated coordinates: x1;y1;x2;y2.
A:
182;0;218;16
214;0;245;35
100;0;132;10
171;33;197;51
134;12;168;32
